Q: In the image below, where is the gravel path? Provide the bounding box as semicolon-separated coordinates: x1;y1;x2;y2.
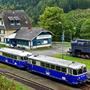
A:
30;42;70;56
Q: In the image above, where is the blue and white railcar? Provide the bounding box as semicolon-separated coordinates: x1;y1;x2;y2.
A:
27;54;87;85
0;48;32;68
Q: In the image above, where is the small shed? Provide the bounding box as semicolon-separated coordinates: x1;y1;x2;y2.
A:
5;27;52;49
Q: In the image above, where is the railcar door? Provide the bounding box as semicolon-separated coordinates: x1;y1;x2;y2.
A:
45;63;50;76
27;58;33;71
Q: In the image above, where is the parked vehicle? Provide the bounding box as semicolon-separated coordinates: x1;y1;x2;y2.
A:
69;39;90;59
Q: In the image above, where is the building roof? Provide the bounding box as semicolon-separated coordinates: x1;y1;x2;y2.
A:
28;54;86;69
15;27;52;41
3;10;31;30
5;33;16;39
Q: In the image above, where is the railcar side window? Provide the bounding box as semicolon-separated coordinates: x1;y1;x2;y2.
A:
41;62;45;67
51;64;55;69
3;53;10;57
46;63;50;68
73;69;77;75
3;53;17;60
28;59;32;63
12;55;17;59
24;57;28;60
68;68;72;74
61;67;66;73
36;61;40;66
32;60;36;65
56;66;60;71
21;57;24;60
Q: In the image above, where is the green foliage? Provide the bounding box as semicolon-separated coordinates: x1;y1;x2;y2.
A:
0;74;29;90
80;19;90;39
0;43;7;48
0;0;90;25
0;0;90;40
39;7;64;41
63;9;90;40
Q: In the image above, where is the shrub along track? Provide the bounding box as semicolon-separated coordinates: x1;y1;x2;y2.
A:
0;70;53;90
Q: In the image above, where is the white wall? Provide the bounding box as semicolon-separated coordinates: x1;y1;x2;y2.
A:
36;35;52;39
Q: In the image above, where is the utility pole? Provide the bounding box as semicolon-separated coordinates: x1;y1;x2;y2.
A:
61;30;64;59
58;22;65;59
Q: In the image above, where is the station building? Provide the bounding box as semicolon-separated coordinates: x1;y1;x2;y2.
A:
0;10;31;42
5;27;52;49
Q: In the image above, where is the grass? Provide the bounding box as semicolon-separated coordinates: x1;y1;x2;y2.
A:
0;63;18;70
0;43;8;48
0;74;30;90
53;54;90;69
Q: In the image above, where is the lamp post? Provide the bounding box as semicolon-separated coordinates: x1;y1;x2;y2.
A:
59;22;64;59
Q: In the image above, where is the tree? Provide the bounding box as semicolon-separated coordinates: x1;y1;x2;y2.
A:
39;7;64;41
63;9;90;39
75;18;86;38
80;19;90;39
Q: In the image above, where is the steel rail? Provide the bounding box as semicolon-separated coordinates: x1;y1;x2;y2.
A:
0;70;53;90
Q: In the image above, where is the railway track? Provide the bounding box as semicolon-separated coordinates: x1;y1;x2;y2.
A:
0;70;53;90
80;83;90;90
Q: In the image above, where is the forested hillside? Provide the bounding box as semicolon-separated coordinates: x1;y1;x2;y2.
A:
0;0;90;25
0;0;90;41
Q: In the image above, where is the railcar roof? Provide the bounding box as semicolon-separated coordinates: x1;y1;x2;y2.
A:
0;48;32;57
73;39;90;42
29;55;86;69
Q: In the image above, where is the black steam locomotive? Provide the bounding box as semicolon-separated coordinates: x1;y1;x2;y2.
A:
69;39;90;59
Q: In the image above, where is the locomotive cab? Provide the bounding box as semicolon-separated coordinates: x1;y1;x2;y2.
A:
70;39;90;58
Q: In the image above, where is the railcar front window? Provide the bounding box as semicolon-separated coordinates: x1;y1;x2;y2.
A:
73;70;77;75
83;67;87;72
78;69;83;74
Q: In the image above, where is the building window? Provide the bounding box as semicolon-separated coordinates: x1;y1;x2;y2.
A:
0;30;4;34
10;20;15;25
42;40;48;44
15;20;20;25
